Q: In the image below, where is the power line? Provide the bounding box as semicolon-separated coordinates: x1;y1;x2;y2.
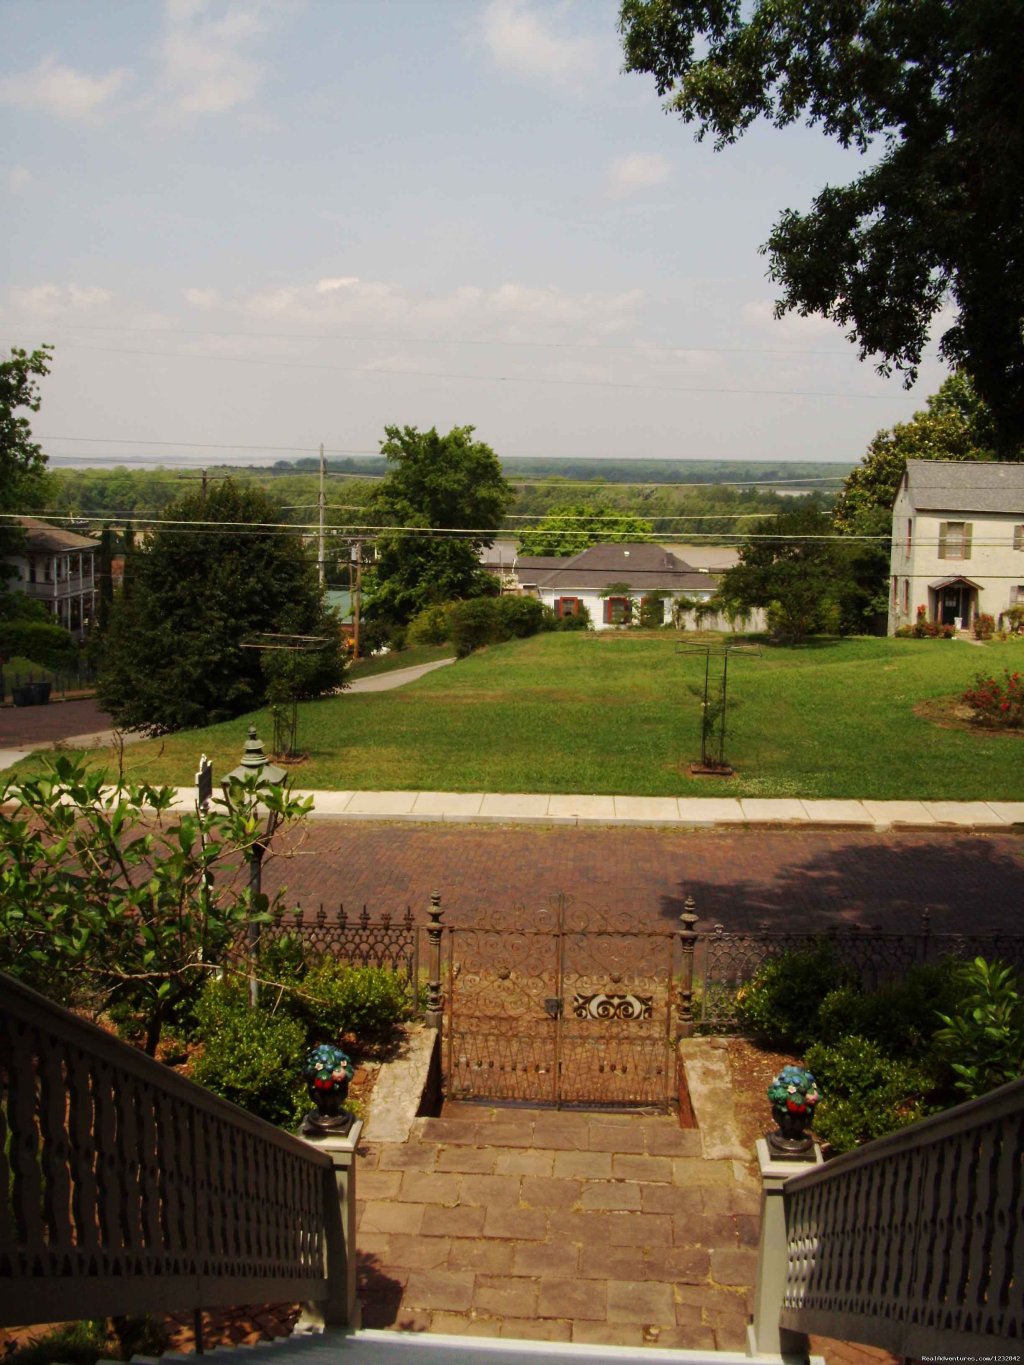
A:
27;340;920;402
12;319;941;360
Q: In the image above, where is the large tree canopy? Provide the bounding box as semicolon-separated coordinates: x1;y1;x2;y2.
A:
99;481;345;734
518;503;654;556
720;501;848;642
619;0;1024;454
367;424;514;625
0;345;53;587
832;372;995;533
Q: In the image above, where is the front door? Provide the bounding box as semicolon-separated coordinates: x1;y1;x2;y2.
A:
940;587;960;626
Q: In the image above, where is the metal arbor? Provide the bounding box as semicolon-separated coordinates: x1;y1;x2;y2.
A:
677;641;760;773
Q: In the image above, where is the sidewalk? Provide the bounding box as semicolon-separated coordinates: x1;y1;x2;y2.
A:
147;786;1024;830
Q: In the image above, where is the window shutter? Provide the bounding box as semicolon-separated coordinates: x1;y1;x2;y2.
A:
1015;525;1024;551
938;523;948;558
963;523;972;559
603;598;612;624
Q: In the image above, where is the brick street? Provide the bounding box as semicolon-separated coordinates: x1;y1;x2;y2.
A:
265;822;1024;935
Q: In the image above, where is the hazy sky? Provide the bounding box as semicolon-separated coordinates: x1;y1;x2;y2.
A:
1;0;952;470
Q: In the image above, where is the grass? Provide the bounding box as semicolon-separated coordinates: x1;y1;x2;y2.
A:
10;632;1024;800
347;642;452;680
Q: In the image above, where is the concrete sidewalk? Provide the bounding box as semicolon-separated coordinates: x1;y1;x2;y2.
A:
162;786;1024;830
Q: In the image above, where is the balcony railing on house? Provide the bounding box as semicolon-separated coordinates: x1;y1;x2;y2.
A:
779;1075;1024;1356
0;972;339;1330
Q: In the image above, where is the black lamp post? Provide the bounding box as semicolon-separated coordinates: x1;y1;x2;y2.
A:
222;725;287;1007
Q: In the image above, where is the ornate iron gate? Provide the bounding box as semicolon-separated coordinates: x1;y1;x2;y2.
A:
444;896;679;1109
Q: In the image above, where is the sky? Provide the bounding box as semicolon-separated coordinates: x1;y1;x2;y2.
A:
0;0;954;472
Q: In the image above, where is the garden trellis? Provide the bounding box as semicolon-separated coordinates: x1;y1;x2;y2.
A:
677;640;761;773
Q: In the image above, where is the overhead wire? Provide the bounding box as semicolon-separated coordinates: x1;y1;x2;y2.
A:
22;339;921;402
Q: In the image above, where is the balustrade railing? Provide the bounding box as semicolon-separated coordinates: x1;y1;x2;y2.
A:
0;972;335;1328
779;1076;1024;1355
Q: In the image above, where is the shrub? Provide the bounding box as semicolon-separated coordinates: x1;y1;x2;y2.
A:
961;668;1024;727
1002;604;1024;635
556;602;592;631
494;594;545;638
816;959;964;1058
934;957;1024;1100
447;597;501;657
973;612;996;640
0;619;78;671
296;959;410;1045
803;1035;934;1153
192;978;307;1126
406;602;452;647
734;942;856;1048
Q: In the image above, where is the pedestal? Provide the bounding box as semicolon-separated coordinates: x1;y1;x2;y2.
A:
747;1135;822;1361
296;1120;362;1332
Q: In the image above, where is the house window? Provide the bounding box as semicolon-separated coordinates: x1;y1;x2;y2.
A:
1011;586;1024;605
1014;525;1024;550
556;597;580;618
892;576;898;605
906;518;913;553
938;521;972;559
903;579;910;614
603;596;631;625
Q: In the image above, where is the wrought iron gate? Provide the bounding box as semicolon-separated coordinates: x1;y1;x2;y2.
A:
444;895;679;1109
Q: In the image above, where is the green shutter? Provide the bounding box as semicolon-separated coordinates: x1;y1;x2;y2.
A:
963;523;972;559
938;523;948;558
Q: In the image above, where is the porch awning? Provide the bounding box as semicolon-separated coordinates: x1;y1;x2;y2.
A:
929;576;983;590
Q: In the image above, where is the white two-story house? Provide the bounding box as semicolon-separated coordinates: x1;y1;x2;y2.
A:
3;516;100;639
888;459;1024;634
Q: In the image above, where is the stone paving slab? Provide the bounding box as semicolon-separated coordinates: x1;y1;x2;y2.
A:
355;1107;754;1351
737;799;807;822
985;801;1024;824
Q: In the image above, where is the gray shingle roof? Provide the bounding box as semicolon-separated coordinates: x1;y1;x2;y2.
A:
532;542;718;592
14;517;100;553
904;460;1024;514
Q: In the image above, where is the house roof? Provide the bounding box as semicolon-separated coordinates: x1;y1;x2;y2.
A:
12;517;100;554
903;460;1024;515
532;542;718;593
658;542;739;571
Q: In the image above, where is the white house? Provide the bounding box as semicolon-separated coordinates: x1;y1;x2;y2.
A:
888;460;1024;634
3;517;99;639
516;541;758;631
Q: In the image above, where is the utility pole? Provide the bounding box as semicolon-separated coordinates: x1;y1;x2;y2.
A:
352;540;362;660
317;443;326;590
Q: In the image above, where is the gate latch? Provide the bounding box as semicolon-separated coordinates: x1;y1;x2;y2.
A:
544;997;563;1018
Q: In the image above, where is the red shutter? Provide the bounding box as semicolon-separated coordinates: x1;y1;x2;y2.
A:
603;598;612;624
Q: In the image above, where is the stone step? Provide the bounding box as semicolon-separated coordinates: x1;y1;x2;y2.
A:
123;1327;791;1365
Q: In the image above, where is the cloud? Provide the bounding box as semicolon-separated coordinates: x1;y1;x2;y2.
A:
156;0;290;119
741;298;843;339
180;274;644;342
8;165;34;192
607;152;671;198
185;287;221;308
477;0;601;93
0;55;131;122
9;283;113;317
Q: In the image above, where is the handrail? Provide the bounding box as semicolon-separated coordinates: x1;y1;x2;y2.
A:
780;1076;1024;1355
0;971;333;1328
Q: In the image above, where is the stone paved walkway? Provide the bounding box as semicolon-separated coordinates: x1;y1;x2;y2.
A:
355;1105;758;1351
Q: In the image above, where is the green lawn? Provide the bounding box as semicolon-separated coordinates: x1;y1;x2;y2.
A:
15;633;1024;800
347;642;453;680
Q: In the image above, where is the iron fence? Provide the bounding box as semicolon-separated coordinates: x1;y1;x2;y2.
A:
691;910;1024;1032
255;901;421;1002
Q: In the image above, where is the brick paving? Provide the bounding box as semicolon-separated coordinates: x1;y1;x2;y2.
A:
354;1105;754;1350
0;695;108;747
267;821;1024;934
